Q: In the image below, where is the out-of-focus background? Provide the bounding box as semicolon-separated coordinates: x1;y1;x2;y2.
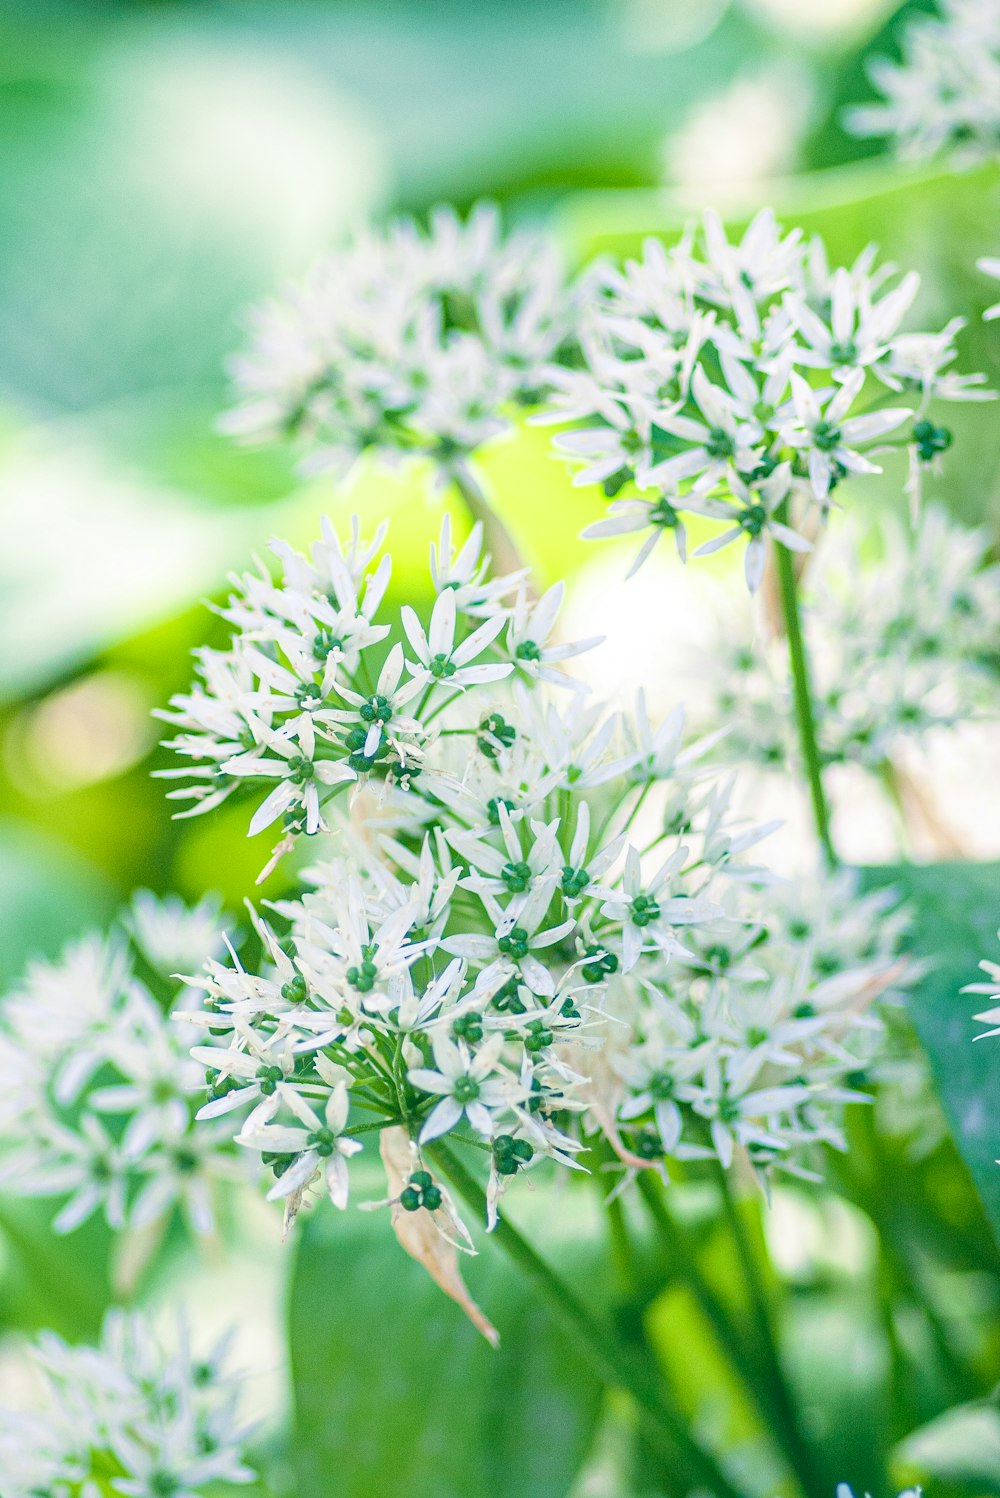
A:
2;0;999;1481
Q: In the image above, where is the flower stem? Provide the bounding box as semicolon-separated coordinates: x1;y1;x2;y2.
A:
451;461;530;584
773;527;836;867
714;1166;824;1498
428;1141;744;1498
638;1171;821;1498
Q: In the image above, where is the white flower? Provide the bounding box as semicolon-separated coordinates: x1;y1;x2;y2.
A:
241;1080;361;1208
783;369;910;502
402;588;512;691
409;1033;514;1141
785;266;919;378
690;462;810;592
846;0;1000;161
0;1311;256;1498
505;580;602;685
222;200;572;478
222;715;357;837
582;491;688;577
642;365;760;490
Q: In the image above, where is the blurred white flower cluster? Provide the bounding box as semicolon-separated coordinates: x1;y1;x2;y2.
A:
0;1310;255;1498
153;513;910;1234
846;0;1000;161
695;506;1000;774
543;210;988;588
221;202;573;483
0;892;241;1240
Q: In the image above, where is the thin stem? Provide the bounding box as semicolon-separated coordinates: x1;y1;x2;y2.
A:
638;1172;818;1498
428;1141;744;1498
773;524;836;867
715;1167;824;1498
451;462;530;583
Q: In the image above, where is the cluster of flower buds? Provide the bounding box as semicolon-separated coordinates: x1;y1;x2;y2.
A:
0;892;240;1241
846;0;1000;162
542;209;989;588
0;1311;255;1498
158;513;910;1235
695;505;1000;775
221;202;574;484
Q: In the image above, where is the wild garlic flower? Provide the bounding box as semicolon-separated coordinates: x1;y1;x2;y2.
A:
696;506;1000;776
163;512;903;1229
545;210;987;589
157;514;548;861
221;202;573;482
602;862;911;1180
965;928;1000;1039
846;0;1000;162
0;892;241;1240
0;1310;255;1498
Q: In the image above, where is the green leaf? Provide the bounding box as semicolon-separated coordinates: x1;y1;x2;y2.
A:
860;861;1000;1245
288;1197;604;1498
0;818;116;983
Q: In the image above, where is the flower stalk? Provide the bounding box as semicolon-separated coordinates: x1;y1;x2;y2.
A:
773;519;836;866
428;1139;744;1498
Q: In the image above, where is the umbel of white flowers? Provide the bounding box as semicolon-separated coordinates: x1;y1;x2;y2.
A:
0;1310;255;1498
693;504;1000;777
845;0;1000;161
221;201;575;485
0;891;241;1242
150;513;910;1241
223;200;987;597
543;208;990;588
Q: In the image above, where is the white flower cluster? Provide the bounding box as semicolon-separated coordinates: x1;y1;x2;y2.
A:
0;1310;255;1498
0;892;240;1239
604;863;911;1180
966;929;1000;1039
155;513;593;859
695;506;1000;774
157;513;902;1232
543;210;988;588
221;202;572;482
846;0;1000;161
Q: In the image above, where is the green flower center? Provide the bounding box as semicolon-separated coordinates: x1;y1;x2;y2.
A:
812;419;841;452
630;894;660;928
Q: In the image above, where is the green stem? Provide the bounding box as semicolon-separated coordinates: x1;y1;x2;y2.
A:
451;462;530;583
428;1141;744;1498
639;1172;818;1498
773;525;836;867
715;1167;824;1498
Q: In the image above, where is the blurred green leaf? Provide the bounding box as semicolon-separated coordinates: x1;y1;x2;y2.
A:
0;1198;111;1342
861;861;1000;1247
289;1196;604;1498
0;818;116;983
